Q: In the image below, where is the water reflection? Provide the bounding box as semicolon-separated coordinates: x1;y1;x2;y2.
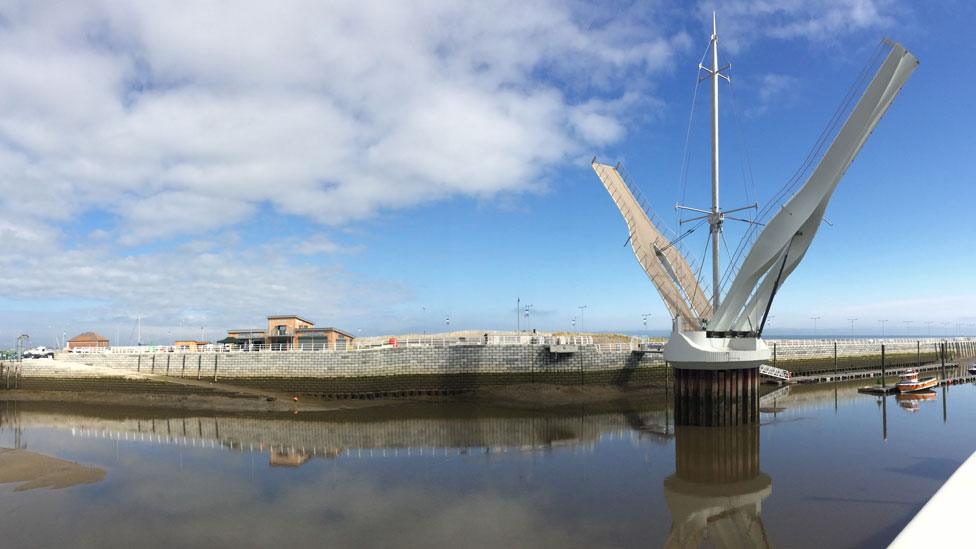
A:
895;390;936;413
0;380;972;548
664;425;772;548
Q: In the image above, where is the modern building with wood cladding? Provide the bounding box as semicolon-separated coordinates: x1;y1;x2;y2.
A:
227;315;354;351
173;340;210;352
67;332;109;350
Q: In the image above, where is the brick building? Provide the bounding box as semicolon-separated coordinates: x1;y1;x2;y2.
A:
67;332;109;350
228;315;354;351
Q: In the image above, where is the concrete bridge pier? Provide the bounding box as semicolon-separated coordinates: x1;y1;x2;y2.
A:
672;366;759;426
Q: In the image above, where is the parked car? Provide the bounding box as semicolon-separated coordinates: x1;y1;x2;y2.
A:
23;346;54;359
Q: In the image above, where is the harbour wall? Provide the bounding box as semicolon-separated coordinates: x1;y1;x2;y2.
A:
38;345;668;396
9;337;975;397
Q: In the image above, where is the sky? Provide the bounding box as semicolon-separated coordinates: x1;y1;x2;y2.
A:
0;0;974;345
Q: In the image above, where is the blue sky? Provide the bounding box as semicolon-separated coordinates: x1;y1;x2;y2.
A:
1;1;974;345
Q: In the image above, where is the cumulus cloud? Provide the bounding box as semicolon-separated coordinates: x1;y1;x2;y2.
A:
0;0;687;240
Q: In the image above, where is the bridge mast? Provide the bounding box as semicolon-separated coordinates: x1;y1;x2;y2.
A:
708;12;722;313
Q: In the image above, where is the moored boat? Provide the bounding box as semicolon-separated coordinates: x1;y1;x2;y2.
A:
896;369;938;393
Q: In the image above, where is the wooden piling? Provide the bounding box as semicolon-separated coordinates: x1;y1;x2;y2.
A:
673;367;759;426
881;344;886;388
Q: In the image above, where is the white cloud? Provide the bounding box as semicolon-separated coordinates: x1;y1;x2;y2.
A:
0;0;688;240
698;0;900;52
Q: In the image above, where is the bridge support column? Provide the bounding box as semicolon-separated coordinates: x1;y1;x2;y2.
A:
673;367;759;426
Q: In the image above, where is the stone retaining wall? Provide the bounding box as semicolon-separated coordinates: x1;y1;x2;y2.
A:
50;345;667;395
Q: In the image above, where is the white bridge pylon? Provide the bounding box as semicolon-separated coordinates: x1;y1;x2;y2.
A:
592;162;712;329
593;41;918;336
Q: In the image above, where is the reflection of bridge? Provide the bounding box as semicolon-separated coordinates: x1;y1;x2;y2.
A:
665;425;772;548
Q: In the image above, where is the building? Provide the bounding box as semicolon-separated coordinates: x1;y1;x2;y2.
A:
173;340;210;352
67;332;109;350
227;315;354;351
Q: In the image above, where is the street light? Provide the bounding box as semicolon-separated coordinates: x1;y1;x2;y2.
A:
810;316;821;337
523;305;533;333
925;321;933;337
847;318;858;338
878;319;888;338
903;320;913;337
578;305;588;337
642;313;652;329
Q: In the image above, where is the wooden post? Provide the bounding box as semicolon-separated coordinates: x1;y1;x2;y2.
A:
881;344;886;388
833;341;837;375
213;354;218;383
916;340;920;367
196;355;202;380
181;355;186;378
940;342;946;380
772;343;777;367
166;355;171;376
151;355;155;374
137;355;141;372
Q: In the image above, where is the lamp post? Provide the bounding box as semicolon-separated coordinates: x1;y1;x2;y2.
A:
925;321;933;337
642;313;652;329
903;320;913;337
810;316;821;337
578;305;588;338
847;318;858;338
878;319;888;338
524;305;533;333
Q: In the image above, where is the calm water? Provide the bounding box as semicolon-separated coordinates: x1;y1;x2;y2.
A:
1;377;975;548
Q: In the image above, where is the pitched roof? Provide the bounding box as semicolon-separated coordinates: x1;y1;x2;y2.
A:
68;331;108;342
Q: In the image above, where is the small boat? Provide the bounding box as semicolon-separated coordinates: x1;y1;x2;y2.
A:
896;369;938;393
968;365;976;376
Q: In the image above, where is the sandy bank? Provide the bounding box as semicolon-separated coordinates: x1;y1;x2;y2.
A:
0;448;105;491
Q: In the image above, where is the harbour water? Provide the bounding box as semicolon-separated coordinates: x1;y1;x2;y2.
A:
0;375;974;548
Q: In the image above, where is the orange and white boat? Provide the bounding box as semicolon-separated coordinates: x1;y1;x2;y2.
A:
896;369;938;393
